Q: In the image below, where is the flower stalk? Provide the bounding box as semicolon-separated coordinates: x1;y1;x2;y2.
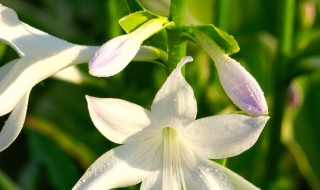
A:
265;0;296;186
167;0;187;74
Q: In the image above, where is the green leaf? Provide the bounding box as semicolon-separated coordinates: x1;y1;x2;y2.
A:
0;170;21;190
288;56;320;79
143;29;168;51
185;24;240;55
126;0;145;13
0;42;7;61
27;130;80;190
283;76;320;189
119;11;161;33
26;116;97;168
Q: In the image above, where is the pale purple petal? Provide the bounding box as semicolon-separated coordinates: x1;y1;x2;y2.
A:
215;56;268;116
179;114;269;159
194;32;268;116
89;19;166;77
151;56;197;127
0;90;30;152
86;96;158;144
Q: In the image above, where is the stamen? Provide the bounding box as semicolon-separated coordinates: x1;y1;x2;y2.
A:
162;127;186;189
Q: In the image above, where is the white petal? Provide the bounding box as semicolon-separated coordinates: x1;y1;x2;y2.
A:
151;56;197;127
180;144;234;190
0;90;30;152
140;143;164;190
180;114;269;159
73;141;160;190
193;32;268;116
0;59;18;81
52;66;85;84
0;5;70;56
218;165;260;190
0;45;96;115
140;140;182;190
89;18;166;77
86;96;157;144
132;45;163;62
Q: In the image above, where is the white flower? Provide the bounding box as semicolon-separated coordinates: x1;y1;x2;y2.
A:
73;56;269;190
0;4;98;152
194;32;268;116
89;17;168;77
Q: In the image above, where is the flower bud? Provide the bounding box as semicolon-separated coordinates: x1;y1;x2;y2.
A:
194;32;268;116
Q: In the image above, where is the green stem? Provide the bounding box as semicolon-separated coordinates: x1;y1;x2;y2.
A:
265;0;295;187
280;0;295;56
217;0;230;30
167;0;187;74
106;0;122;38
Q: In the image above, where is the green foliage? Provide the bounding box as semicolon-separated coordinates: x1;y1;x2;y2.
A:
119;11;162;33
185;24;240;55
1;0;320;190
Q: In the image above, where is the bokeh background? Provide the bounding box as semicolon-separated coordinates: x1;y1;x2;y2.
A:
0;0;320;189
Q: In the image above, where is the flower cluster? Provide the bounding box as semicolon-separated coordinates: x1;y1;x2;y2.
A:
0;3;269;190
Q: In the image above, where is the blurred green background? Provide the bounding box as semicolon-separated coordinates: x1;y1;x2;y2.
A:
0;0;320;189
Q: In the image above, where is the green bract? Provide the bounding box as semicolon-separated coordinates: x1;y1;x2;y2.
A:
119;11;167;33
185;25;240;55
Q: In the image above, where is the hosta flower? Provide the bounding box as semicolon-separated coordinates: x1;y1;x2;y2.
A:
74;56;269;190
89;17;168;77
194;32;268;116
0;5;162;152
0;4;98;151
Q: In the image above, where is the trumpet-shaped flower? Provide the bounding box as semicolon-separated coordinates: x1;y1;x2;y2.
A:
74;56;269;190
0;5;168;152
89;17;168;77
0;4;99;152
194;32;268;116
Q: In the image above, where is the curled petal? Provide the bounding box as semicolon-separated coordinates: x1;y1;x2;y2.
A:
151;56;197;127
194;32;268;116
0;90;30;152
89;18;167;77
0;5;95;57
73;141;160;190
86;96;156;144
0;45;96;115
0;5;98;115
180;114;269;159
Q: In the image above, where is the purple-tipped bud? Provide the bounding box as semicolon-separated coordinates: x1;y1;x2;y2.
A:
89;18;167;77
194;32;268;116
214;55;268;116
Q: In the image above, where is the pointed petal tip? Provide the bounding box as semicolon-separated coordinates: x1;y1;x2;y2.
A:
177;56;193;68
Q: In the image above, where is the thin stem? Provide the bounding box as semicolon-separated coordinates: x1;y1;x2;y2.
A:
167;0;187;74
105;0;122;38
217;0;230;30
265;0;295;187
280;0;295;56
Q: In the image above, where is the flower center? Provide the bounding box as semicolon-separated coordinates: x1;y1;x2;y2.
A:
162;127;186;189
